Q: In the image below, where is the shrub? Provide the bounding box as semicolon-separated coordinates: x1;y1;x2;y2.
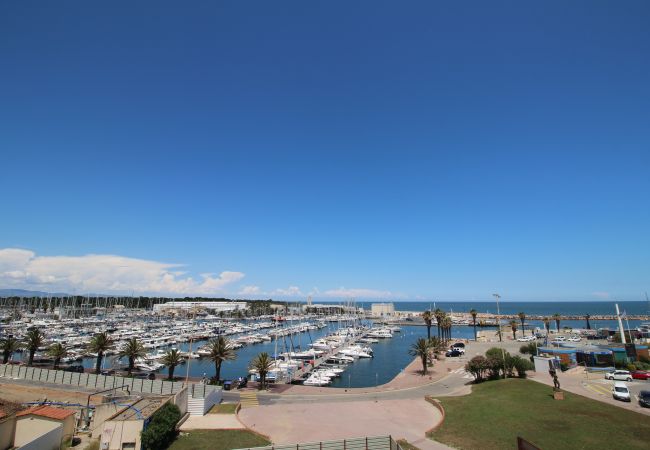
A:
465;355;490;382
511;356;534;378
627;364;637;372
559;362;569;372
519;342;538;355
141;402;181;450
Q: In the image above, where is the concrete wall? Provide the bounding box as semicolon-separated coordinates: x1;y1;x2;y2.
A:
92;402;124;434
17;425;62;450
173;387;188;416
0;416;16;450
100;419;143;450
187;388;222;416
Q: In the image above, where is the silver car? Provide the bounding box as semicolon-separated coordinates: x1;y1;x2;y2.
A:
606;370;632;381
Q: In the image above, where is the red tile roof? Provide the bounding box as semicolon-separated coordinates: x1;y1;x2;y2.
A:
16;405;76;420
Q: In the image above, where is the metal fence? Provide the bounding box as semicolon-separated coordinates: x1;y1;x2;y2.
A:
0;363;219;398
234;435;401;450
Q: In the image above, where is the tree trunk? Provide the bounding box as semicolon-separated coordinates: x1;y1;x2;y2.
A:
168;364;175;381
421;355;427;374
29;349;35;366
521;320;525;336
54;358;60;370
426;325;431;340
128;357;134;375
3;351;9;364
95;353;103;374
215;360;222;382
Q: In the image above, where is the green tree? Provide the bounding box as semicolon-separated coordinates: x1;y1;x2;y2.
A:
118;338;146;375
434;308;444;339
519;342;538;355
409;338;431;375
1;336;21;364
250;352;274;389
469;309;478;341
207;336;236;382
24;328;45;366
422;310;433;340
161;349;183;380
517;312;526;336
509;320;518;340
465;355;489;382
140;402;181;450
47;343;68;370
511;355;534;378
88;332;114;374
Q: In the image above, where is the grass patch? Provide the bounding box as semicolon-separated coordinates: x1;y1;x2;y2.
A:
396;439;420;450
431;378;650;450
208;403;238;414
169;429;270;450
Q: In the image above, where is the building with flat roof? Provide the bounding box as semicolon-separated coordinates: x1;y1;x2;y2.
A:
371;303;395;317
153;301;248;313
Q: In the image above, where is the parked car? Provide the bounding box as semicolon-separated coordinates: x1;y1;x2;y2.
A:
566;336;581;342
445;349;462;357
451;342;465;349
605;370;633;381
450;344;465;354
134;372;156;380
638;390;650;408
62;365;85;373
612;382;631;402
236;376;248;388
632;370;650;380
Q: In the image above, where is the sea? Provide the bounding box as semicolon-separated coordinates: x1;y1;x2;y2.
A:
18;300;650;388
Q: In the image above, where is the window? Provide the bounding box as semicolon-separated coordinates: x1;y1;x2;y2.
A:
122;443;136;450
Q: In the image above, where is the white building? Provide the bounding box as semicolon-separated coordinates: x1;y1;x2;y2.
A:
153;301;248;313
371;303;395;316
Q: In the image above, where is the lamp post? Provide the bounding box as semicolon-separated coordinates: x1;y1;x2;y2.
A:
493;293;507;378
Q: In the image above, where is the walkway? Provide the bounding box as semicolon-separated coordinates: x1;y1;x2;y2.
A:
238;398;450;449
179;413;245;430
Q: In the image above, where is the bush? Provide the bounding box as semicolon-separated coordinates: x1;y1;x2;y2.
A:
511;356;534;378
141;402;181;450
559;362;569;372
519;343;538;355
465;356;490;383
627;364;637;372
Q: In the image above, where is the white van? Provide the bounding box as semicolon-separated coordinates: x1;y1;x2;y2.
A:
612;382;631;402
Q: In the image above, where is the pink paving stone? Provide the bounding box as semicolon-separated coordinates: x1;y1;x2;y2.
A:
239;398;443;446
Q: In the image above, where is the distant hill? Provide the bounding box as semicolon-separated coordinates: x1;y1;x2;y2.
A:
0;289;70;298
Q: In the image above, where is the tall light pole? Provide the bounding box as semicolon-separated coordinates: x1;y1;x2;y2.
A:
493;293;507;378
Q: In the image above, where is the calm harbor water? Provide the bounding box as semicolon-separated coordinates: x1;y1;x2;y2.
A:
14;300;649;388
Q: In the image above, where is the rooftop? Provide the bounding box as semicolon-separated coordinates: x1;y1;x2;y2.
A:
16;405;76;420
109;397;168;421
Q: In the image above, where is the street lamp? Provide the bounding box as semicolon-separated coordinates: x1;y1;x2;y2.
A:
493;293;507;378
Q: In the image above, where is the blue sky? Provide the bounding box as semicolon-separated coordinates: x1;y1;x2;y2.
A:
1;1;649;301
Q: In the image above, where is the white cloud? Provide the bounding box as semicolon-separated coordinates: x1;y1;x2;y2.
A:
239;285;261;296
322;287;395;299
0;248;244;296
272;286;303;297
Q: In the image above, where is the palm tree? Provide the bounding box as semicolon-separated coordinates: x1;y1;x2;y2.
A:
47;343;68;370
1;336;21;364
250;352;274;389
88;332;114;374
422;310;433;340
518;312;526;336
441;315;452;343
469;309;478;341
409;338;430;375
509;320;518;340
553;313;561;332
543;317;551;335
585;314;591;330
207;336;236;382
24;328;45;366
161;349;183;380
118;338;146;375
434;308;444;339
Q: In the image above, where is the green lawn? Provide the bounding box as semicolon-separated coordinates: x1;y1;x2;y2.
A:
169;430;270;450
431;378;650;450
208;403;238;414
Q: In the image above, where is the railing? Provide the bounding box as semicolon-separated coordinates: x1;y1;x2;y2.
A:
0;363;218;398
234;435;401;450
